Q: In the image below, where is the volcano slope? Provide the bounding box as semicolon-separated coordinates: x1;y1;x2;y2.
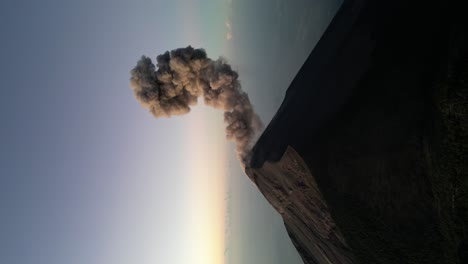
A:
247;0;467;263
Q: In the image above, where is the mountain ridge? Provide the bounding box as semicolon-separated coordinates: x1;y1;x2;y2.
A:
245;0;467;263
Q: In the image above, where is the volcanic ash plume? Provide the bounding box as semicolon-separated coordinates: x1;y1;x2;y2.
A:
130;46;262;166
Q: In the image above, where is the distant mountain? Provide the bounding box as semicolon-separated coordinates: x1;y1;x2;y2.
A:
246;0;467;263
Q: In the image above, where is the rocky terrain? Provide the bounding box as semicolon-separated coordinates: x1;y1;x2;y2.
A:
246;147;355;264
246;0;467;263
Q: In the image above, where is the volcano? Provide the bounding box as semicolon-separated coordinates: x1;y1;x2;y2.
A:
246;0;467;263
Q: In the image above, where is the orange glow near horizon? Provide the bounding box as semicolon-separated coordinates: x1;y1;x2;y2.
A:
186;106;227;264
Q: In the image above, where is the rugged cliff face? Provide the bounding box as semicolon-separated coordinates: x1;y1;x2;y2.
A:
246;0;467;263
246;147;355;264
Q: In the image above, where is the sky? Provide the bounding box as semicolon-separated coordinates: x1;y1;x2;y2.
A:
0;0;341;264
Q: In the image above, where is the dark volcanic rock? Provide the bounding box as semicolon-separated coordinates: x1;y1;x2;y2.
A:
246;0;467;263
246;147;355;264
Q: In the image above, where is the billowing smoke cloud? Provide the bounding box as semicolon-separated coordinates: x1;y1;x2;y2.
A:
130;46;262;166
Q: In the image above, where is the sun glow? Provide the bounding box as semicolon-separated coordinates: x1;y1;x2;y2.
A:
186;106;227;264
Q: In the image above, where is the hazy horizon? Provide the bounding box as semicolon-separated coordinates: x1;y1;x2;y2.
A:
1;0;342;263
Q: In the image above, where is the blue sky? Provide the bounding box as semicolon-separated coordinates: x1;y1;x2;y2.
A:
0;0;341;263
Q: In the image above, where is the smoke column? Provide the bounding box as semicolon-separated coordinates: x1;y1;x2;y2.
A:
130;46;262;166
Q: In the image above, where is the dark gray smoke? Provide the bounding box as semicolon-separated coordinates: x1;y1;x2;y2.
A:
130;46;262;166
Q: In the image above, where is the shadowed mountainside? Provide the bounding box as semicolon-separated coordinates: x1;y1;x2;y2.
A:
246;0;467;263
